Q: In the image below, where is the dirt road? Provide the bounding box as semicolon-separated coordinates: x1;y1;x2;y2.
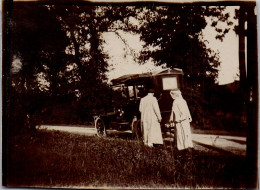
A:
37;125;246;156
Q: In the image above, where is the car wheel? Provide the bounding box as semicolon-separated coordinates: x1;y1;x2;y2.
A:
132;120;142;140
95;117;106;137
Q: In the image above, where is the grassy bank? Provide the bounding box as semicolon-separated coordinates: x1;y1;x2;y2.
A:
6;130;247;188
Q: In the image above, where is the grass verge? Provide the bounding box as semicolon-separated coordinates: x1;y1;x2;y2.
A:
6;130;247;188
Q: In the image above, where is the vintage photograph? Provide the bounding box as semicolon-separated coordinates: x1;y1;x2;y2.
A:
2;0;258;189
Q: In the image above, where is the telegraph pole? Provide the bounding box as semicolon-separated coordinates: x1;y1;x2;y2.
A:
244;3;258;188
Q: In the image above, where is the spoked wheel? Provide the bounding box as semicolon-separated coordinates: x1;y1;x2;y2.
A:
95;117;106;137
132;120;142;140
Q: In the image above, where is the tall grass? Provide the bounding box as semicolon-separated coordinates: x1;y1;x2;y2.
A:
6;130;247;188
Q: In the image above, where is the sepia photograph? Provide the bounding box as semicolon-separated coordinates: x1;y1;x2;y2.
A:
2;0;258;189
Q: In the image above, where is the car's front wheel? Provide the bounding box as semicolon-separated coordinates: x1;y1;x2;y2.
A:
95;117;106;137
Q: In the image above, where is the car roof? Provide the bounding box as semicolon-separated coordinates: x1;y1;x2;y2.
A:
111;68;183;86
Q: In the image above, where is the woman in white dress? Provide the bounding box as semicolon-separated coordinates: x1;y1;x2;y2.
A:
170;89;193;150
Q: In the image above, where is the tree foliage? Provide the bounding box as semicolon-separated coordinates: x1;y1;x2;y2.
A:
118;5;233;127
11;4;69;94
9;4;114;131
9;3;71;134
8;3;237;132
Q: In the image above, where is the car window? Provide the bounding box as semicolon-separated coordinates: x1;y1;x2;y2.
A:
128;86;134;99
162;76;178;90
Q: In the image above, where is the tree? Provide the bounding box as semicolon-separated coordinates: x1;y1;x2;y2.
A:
47;5;137;119
8;4;129;128
9;3;70;134
11;3;70;93
48;5;114;120
116;5;233;127
8;3;235;129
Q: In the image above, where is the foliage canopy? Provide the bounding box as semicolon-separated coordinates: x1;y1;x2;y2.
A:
8;3;237;131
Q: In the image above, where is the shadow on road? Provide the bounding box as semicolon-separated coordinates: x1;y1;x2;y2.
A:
193;140;234;155
225;139;247;145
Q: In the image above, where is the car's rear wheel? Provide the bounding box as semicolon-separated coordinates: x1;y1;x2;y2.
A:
132;120;142;140
95;117;106;137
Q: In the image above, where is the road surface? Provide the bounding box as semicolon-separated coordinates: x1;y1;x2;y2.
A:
37;125;246;156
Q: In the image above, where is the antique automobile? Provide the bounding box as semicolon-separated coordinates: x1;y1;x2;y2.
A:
94;68;184;138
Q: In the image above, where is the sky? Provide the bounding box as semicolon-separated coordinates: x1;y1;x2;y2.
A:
202;6;240;85
103;6;240;85
102;31;164;82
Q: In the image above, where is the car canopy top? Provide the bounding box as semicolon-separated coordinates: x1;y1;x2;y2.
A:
111;68;183;86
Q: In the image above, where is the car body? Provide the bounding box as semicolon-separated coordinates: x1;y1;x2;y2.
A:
94;68;184;138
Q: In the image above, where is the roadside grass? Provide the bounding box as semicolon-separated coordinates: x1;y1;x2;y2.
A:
6;130;247;189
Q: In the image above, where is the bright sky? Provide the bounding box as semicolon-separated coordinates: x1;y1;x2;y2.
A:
103;6;240;85
202;6;240;85
102;31;164;82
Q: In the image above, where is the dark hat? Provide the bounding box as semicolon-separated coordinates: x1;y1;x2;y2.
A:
148;89;155;93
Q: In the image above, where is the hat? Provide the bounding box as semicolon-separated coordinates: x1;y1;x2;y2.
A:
148;89;155;93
